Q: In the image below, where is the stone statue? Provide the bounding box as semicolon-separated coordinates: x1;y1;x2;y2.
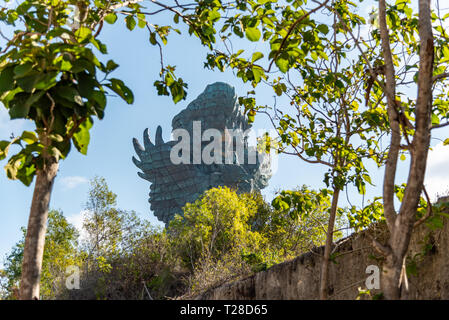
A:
132;82;271;224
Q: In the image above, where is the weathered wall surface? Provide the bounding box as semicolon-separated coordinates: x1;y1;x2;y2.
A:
195;203;449;300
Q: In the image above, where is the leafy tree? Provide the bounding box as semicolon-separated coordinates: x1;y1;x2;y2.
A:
325;0;449;299
0;0;135;299
1;210;80;300
168;187;266;270
82;176;153;257
176;0;385;299
82;176;123;259
269;186;345;259
0;0;214;299
78;176;160;299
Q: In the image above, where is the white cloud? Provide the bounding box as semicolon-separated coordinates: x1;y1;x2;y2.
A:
66;210;86;231
59;176;89;189
425;142;449;201
0;106;27;139
66;210;89;240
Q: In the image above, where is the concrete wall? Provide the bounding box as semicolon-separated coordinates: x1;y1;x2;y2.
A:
195;202;449;300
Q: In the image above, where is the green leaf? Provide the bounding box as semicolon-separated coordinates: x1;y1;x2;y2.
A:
106;79;134;104
49;134;64;142
5;156;20;180
168;78;187;104
23;90;45;113
0;66;15;94
4;151;35;184
272;197;290;211
245;27;261;42
16;72;42;92
91;90;106;110
442;46;449;62
437;211;449;219
105;60;119;72
76;72;95;99
362;174;373;185
251;52;264;63
443;138;449;146
275;57;289;73
74;27;92;42
21;131;38;144
1;87;22;108
71;59;95;74
34;72;57;91
56;86;83;105
48;145;64;161
252;66;264;83
47;27;74;39
61;60;77;75
16;2;32;15
9;92;30;119
13;63;33;78
104;13;117;24
125;16;136;31
427;216;444;230
90;38;108;54
0;140;11;160
137;13;146;28
149;32;157;45
431;113;440;125
247;109;256;123
16;160;36;186
317;24;329;35
72;117;93;155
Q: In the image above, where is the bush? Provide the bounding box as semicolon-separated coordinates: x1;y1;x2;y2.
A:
168;187;265;269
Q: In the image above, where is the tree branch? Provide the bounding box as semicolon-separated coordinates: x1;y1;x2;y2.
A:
414;186;433;228
379;0;400;232
432;72;449;83
267;0;330;72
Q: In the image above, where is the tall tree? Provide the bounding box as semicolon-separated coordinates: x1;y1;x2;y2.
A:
82;176;123;259
371;0;443;299
337;0;448;299
188;0;385;299
0;0;132;299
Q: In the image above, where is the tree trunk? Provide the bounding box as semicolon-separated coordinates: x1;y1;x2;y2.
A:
380;253;402;299
377;0;434;300
319;187;340;300
19;156;59;300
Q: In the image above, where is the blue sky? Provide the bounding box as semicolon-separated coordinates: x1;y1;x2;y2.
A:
1;2;449;266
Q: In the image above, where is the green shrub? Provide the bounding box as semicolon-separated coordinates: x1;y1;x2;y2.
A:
168;187;266;272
